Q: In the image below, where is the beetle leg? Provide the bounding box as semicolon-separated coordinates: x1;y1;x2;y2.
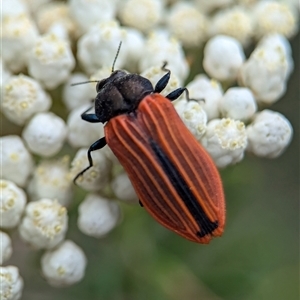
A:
165;87;191;101
139;199;144;207
73;137;107;184
153;62;171;93
81;106;102;123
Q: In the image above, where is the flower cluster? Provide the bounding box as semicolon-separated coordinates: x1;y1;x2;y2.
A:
1;0;298;298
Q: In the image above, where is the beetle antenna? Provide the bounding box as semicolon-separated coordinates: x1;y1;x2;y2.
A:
112;41;122;73
71;80;99;86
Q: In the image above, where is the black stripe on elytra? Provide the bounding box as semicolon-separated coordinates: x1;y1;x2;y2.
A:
150;140;218;237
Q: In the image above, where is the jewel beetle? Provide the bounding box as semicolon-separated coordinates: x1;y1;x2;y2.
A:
74;46;225;244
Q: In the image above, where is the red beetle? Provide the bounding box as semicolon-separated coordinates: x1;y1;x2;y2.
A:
75;50;225;244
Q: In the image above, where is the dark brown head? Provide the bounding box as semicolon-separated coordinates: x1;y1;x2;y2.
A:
94;70;154;123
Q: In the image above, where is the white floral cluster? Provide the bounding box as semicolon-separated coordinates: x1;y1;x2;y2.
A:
1;0;298;297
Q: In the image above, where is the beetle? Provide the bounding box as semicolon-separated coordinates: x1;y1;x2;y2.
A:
74;45;225;244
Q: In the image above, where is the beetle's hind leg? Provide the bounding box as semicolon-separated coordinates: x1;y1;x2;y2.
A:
153;62;171;94
165;87;191;102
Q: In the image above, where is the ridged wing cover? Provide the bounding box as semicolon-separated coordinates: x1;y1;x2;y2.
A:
105;94;225;243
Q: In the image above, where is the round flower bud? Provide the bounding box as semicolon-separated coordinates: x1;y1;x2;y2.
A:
201;118;247;168
219;87;257;122
78;194;121;238
69;0;116;34
70;148;111;192
1;75;52;126
2;0;28;18
41;240;87;287
1;135;34;187
175;99;208;141
0;266;23;300
67;105;104;148
0;231;12;265
118;0;164;33
246;110;293;158
62;73;96;111
111;172;138;204
139;32;189;82
28;33;75;89
19;198;68;249
167;2;207;47
185;74;223;120
238;44;289;105
27;157;73;206
1;13;39;72
22;112;68;157
77;21;127;75
203;35;245;82
253;1;298;39
0;180;26;229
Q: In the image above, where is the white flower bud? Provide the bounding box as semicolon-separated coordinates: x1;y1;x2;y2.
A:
2;75;52;126
70;148;111;192
246;110;293;158
201;118;247;168
19;199;68;249
185;74;223;120
139;33;189;82
118;0;164;33
111;173;138;204
77;21;127;75
27;157;73;206
175;99;207;141
203;35;245;82
0;266;23;300
219;87;257;122
167;2;207;47
78;194;121;237
1;136;34;187
22;112;68;157
253;1;298;39
141;65;182;97
194;0;233;14
62;73;96;111
102;145;119;164
0;231;12;265
0;180;26;229
28;33;75;89
2;0;28;18
69;0;116;34
67;105;104;148
41;240;87;287
238;44;289;105
209;6;254;46
1;13;39;72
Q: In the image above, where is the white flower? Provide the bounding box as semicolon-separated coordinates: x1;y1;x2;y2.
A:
19;199;68;249
28;33;75;89
185;74;223;120
0;180;26;229
194;0;233;13
0;266;23;300
141;65;182;97
41;240;87;287
27;157;73;206
0;136;34;187
69;0;116;34
111;173;138;204
201;118;247;168
22;112;68;157
77;21;127;75
0;231;12;265
219;87;257;122
78;194;121;238
203;35;245;82
246;110;293;158
67;104;104;148
1;75;52;126
238;44;290;105
167;2;207;47
175;99;207;141
2;0;28;18
139;32;189;82
253;1;298;39
209;6;254;46
70;148;111;192
118;0;164;32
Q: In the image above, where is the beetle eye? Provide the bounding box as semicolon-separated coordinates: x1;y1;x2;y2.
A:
96;79;106;92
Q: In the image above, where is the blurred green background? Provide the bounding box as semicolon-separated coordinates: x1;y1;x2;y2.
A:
3;33;299;300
